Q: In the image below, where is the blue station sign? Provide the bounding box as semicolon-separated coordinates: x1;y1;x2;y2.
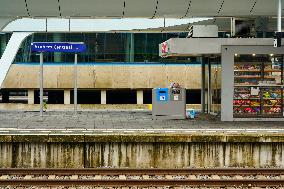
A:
31;42;86;53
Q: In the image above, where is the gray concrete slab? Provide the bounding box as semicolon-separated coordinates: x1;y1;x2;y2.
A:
0;110;283;135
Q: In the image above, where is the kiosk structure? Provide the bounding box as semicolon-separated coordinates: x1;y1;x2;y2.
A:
159;38;284;121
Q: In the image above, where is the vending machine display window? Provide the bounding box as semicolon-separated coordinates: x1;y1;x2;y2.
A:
233;54;284;118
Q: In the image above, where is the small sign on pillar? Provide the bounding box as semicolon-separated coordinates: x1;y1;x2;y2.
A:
274;32;282;47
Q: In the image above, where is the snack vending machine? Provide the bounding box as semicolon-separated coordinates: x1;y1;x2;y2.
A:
152;88;186;119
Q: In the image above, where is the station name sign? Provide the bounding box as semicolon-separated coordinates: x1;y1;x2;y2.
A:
31;42;86;53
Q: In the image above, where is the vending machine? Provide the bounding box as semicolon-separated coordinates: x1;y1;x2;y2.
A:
152;88;186;119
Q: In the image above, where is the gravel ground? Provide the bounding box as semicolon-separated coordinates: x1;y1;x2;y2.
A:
2;174;283;180
0;187;283;189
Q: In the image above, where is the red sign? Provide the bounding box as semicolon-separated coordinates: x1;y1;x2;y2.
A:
161;42;168;54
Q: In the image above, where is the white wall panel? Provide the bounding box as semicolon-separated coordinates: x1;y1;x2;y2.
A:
3;18;46;32
0;32;33;88
47;18;69;31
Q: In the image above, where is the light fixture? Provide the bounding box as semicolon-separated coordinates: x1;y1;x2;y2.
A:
234;54;238;56
270;54;274;56
252;54;256;56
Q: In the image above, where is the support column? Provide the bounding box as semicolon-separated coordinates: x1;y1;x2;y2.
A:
28;90;34;104
230;17;235;37
278;0;282;32
207;58;212;113
137;90;143;104
101;90;106;104
64;90;71;105
53;33;62;62
200;57;206;113
125;33;134;62
1;91;9;103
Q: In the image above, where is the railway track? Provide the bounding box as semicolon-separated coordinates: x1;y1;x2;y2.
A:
0;168;283;187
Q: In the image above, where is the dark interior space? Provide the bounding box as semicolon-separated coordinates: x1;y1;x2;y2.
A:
0;90;28;103
106;89;137;104
35;90;63;104
186;89;201;104
143;89;152;104
70;90;101;104
47;90;64;104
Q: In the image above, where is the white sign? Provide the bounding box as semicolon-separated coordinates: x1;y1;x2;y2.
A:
160;96;166;101
174;95;179;101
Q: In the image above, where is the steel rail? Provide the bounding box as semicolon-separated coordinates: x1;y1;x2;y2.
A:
0;168;283;176
0;179;283;187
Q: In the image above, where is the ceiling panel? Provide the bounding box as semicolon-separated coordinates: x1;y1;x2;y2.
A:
218;0;254;16
124;0;157;17
27;0;59;17
0;0;282;18
252;0;278;16
190;0;222;16
157;0;190;18
60;0;124;17
0;0;28;17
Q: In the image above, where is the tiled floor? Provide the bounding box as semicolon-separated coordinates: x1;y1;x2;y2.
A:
0;111;283;132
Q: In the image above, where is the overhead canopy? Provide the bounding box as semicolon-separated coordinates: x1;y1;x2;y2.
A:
0;0;282;19
159;38;278;57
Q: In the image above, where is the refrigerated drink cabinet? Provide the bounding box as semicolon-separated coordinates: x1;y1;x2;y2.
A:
152;88;186;119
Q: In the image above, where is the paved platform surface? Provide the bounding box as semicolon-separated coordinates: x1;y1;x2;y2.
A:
0;111;283;135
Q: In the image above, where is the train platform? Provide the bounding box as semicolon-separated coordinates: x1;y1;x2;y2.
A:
0;110;283;135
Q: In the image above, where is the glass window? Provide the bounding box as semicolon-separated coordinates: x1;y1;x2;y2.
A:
14;32;190;64
233;54;284;118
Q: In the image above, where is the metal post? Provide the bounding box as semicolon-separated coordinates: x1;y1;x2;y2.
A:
39;52;43;116
278;0;282;32
201;57;206;113
74;53;78;114
230;17;235;37
207;58;212;113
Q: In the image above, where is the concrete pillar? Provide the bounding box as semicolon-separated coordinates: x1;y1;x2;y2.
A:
53;33;62;62
137;90;143;104
125;33;134;62
1;91;9;103
101;90;106;104
230;17;235;37
28;90;34;104
64;90;71;105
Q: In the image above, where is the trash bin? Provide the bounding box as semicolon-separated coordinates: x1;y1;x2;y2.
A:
152;87;186;119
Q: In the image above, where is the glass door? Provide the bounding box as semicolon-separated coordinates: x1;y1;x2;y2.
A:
233;54;283;118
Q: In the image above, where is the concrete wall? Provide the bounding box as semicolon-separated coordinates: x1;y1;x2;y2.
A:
0;135;283;168
1;64;219;90
0;104;206;111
